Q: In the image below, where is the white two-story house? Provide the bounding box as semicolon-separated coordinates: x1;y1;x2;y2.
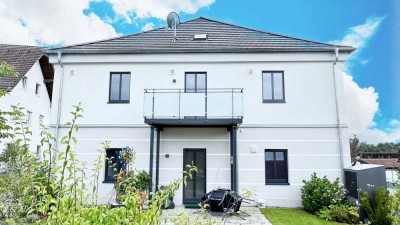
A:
46;17;354;207
0;44;53;156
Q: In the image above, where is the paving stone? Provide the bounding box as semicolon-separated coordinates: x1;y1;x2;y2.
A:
160;206;272;225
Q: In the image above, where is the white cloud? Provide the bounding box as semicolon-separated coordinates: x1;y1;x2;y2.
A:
331;16;384;67
389;119;400;127
106;0;215;23
337;17;400;144
141;22;155;31
0;0;118;46
343;73;400;144
332;17;383;49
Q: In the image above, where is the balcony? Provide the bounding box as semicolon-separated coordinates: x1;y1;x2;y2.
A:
143;88;243;127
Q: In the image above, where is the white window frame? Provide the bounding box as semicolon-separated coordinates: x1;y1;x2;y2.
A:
36;145;42;160
35;83;41;96
39;115;44;125
26;111;32;126
22;77;28;90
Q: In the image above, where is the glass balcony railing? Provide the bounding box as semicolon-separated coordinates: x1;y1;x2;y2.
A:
143;89;243;120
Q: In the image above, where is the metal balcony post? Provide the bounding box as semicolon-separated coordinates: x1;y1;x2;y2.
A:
155;128;161;192
229;126;238;192
148;126;155;199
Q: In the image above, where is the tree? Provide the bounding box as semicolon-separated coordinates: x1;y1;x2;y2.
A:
0;61;18;97
349;135;360;165
359;142;400;153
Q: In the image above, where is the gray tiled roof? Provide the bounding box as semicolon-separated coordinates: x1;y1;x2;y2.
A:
0;44;54;100
47;17;355;54
0;44;43;91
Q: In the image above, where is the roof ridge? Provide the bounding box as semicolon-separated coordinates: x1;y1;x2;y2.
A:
0;43;43;49
195;17;355;50
47;17;206;51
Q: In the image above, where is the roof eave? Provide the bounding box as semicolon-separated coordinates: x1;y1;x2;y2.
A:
45;47;355;55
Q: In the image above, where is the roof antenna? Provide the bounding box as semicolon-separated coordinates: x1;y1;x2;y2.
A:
166;12;180;42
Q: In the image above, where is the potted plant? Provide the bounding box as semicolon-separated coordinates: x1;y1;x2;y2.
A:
118;170;150;206
135;170;150;204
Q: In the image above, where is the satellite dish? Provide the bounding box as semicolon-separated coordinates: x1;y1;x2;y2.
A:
167;12;180;29
166;12;180;41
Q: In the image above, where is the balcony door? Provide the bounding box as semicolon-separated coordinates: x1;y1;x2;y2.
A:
184;72;207;118
185;72;207;93
183;148;206;204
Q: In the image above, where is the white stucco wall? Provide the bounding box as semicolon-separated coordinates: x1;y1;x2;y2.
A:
48;52;351;207
0;61;51;154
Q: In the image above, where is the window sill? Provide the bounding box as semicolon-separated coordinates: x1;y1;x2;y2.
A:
265;182;290;185
263;100;286;103
102;180;115;184
108;101;130;104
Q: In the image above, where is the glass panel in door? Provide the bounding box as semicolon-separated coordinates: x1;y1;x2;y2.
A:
183;149;206;204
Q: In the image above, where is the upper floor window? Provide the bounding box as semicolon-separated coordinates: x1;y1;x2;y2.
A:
104;148;126;182
185;72;206;93
262;71;285;103
35;83;41;96
39;115;44;125
26;111;32;126
36;145;42;160
265;149;288;184
109;72;131;103
22;77;28;90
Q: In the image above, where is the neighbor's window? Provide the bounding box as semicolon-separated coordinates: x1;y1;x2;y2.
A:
35;83;41;96
104;148;126;182
265;149;288;184
22;77;28;90
185;72;207;93
26;111;32;126
36;145;42;160
262;71;285;103
109;72;131;103
39;115;44;125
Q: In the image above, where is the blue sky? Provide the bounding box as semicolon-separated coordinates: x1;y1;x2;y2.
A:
1;0;399;143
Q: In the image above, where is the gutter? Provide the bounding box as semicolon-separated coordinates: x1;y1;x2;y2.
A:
45;47;356;55
332;48;345;180
54;51;65;151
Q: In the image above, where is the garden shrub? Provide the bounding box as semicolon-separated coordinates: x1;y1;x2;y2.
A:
0;104;219;224
360;186;392;225
391;186;400;224
317;204;359;223
24;214;39;223
118;170;150;204
301;173;346;213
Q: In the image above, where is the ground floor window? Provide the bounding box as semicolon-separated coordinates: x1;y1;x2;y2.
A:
104;148;126;182
265;149;288;184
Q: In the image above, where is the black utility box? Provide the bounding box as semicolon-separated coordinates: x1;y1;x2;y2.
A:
344;164;387;222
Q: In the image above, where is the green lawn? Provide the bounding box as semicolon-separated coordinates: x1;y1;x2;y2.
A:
261;208;347;225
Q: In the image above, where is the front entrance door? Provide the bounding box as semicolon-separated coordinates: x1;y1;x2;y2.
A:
183;148;206;204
